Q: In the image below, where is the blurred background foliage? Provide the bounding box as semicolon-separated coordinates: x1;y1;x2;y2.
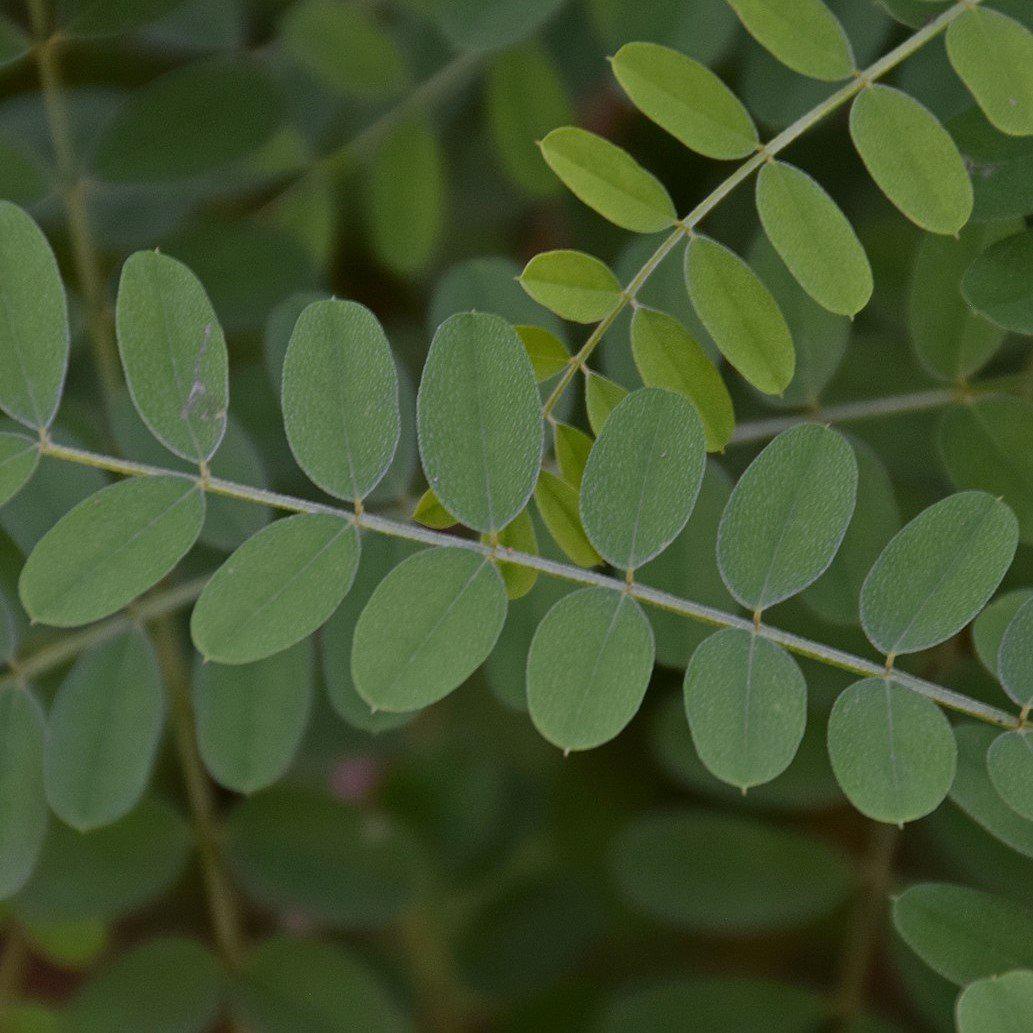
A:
0;0;1031;1030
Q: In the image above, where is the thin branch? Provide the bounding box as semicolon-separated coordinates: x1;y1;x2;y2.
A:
541;0;985;420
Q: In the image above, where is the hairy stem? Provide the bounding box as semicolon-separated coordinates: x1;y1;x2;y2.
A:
35;437;1023;732
541;0;984;419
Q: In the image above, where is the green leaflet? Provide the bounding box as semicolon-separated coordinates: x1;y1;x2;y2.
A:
580;387;706;570
518;250;623;323
973;589;1033;676
539;127;677;233
909;223;1013;381
485;42;572;197
684;235;795;395
988;730;1033;823
717;424;857;612
526;587;654;751
515;325;569;381
533;470;602;568
194;642;312;794
610;42;758;159
0;433;39;507
940;396;1033;543
412;488;457;530
352;547;508;711
585;371;628;436
368;117;444;277
849;85;973;235
611;809;852;932
957;970;1033;1033
417;312;543;534
227;787;418;929
553;422;593;488
282;299;400;502
279;0;408;99
233;937;409;1033
950;723;1033;861
44;630;164;832
725;0;855;81
683;629;806;791
0;203;69;431
93;58;283;182
755;161;872;317
23;916;106;970
486;507;539;600
0;687;46;899
947;8;1033;138
999;596;1033;709
20;476;205;628
630;307;734;452
827;678;956;824
116;250;229;464
893;882;1033;985
961;227;1033;334
63;938;220;1033
859;491;1018;657
190;514;360;665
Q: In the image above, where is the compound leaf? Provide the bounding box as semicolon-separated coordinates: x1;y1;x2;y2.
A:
282;299;400;502
191;514;359;665
519;250;623;323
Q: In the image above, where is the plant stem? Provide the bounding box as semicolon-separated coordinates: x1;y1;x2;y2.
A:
35;437;1023;732
541;0;984;419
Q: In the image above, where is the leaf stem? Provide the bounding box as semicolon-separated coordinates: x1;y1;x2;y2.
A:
34;437;1023;732
541;0;984;419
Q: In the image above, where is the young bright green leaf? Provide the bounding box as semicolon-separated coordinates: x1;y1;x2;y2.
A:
941;397;1033;543
973;589;1033;677
684;235;795;395
22;916;107;970
233;937;409;1033
893;883;1033;985
487;507;539;600
630;307;734;451
849;85;973;235
755;161;872;317
412;487;457;530
518;250;623;323
63;937;221;1033
94;58;282;182
417;312;542;534
684;629;806;791
485;42;572;197
369;117;444;277
860;491;1018;657
553;422;593;488
827;677;956;824
951;723;1033;861
585;371;628;436
961;228;1033;334
717;424;857;612
0;434;39;507
0;202;69;431
352;547;507;711
515;325;569;381
191;514;359;665
539;127;677;233
282;299;400;502
534;470;603;568
611;809;852;932
116;250;229;464
580;387;706;570
527;588;654;751
610;42;758;159
947;8;1033;137
725;0;855;81
45;630;164;832
988;730;1033;823
909;223;1013;381
20;476;205;628
957;970;1033;1033
999;596;1033;709
194;642;311;795
279;0;408;99
0;687;46;899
